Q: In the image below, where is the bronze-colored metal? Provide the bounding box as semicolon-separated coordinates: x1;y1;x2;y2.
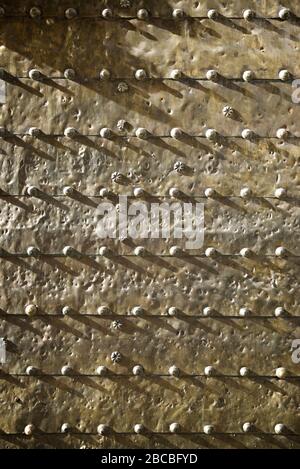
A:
0;0;299;449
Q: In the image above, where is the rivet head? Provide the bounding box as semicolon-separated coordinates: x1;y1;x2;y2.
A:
205;187;217;198
206;69;219;81
174;161;187;174
243;422;254;433
100;127;113;139
117;81;129;93
64;68;76;80
64;127;78;138
63;246;75;256
274;423;286;435
63;186;75;196
111;320;123;330
203;425;215;435
135;127;149;139
28;69;42;80
135;69;147;81
204;365;216;377
28;127;42;137
99;246;114;257
29;7;42;18
205;128;218;141
274;187;287;199
169;187;181;198
170;127;183;139
170;69;182;80
27;246;40;257
96;365;109;376
132;365;144;376
275;246;288;258
278;8;291;20
133;187;146;198
61;423;72;434
134;246;147;257
131;306;145;316
65;8;78;19
207;9;219;20
25;304;38;316
222;105;234;118
274;307;286;318
97;424;110;436
172;9;185;19
137;9;149;20
276;367;288;379
276;128;289;140
168;306;180;317
24;424;36;436
243;70;255;82
26;185;39;196
111;171;124;184
205;247;218;258
240;248;253;258
98;306;112;315
239;307;251;317
240;366;251;377
243;9;256;21
102;8;113;19
169;245;182;257
26;366;38;376
278;69;291;81
203;306;216;317
111;351;122;363
61;365;73;376
242;128;255;140
169;422;180;433
134;424;146;434
240;187;253;198
168;365;180;377
99;69;111;82
62;306;73;316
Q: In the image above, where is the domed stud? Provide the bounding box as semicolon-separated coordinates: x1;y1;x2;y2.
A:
168;307;180;317
168;365;180;377
172;9;185;19
99;187;114;199
61;423;72;434
276;367;288;379
26;366;38;376
64;127;78;139
169;245;183;257
170;69;182;80
96;365;109;376
28;69;42;81
65;8;78;19
222;105;234;118
170;127;183;139
278;69;291;81
61;365;73;376
276;128;289;140
242;422;254;433
24;424;36;436
62;186;75;197
203;425;215;435
111;351;122;363
243;70;255;82
134;246;147;257
242;128;255;140
27;246;40;257
239;366;251;377
100;127;113;139
169;422;181;433
203;307;216;317
205;128;219;141
204;187;217;198
137;9;149;20
135;69;147;81
117;81;129;93
62;306;73;316
169;187;181;199
28;127;42;138
243;9;256;21
25;304;38;316
205;247;219;258
207;9;219;20
204;366;217;377
99;68;111;80
26;185;39;197
275;246;288;258
239;307;252;317
206;69;219;82
133;187;146;198
274;423;287;435
97;424;111;436
134;424;146;434
99;246;114;258
64;68;76;80
135;127;149;139
132;365;145;376
240;248;253;258
62;246;76;257
131;306;145;317
111;320;123;330
274;187;287;199
111;171;124;184
174;161;187;174
278;8;291;20
240;187;253;199
29;7;42;18
97;306;112;315
102;8;113;19
274;306;287;318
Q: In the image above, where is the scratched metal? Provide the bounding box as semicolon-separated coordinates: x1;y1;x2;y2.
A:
0;0;300;449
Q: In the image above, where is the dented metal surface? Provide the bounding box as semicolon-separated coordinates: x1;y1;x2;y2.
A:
0;0;300;449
